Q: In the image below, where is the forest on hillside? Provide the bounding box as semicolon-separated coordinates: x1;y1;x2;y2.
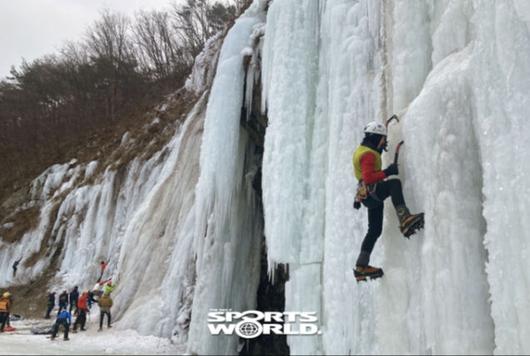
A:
0;0;249;199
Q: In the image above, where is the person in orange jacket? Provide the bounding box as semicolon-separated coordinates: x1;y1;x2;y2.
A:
0;292;11;332
73;291;90;332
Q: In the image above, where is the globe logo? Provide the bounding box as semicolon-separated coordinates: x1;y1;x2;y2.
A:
235;320;263;339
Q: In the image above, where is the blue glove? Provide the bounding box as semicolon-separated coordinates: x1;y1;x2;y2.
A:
383;163;398;176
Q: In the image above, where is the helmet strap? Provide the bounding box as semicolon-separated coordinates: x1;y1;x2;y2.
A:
377;136;387;151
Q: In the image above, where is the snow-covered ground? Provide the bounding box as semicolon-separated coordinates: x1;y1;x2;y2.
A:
0;319;181;355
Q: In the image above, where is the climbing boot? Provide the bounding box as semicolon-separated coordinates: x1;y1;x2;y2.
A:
396;205;424;238
353;265;384;282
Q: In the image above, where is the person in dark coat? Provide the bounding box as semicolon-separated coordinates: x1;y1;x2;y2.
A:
45;292;56;319
88;291;95;309
69;286;79;313
58;291;68;312
12;258;21;277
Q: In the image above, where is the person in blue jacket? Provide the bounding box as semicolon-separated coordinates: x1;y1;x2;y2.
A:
50;309;71;341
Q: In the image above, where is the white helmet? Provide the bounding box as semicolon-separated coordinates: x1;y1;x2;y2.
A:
364;121;387;136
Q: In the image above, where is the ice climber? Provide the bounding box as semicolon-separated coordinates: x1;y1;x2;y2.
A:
12;257;21;277
352;121;424;281
97;261;108;282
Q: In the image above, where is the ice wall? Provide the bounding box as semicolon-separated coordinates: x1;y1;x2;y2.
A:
0;1;268;354
0;96;207;351
470;1;530;353
261;0;320;266
262;0;530;354
0;22;219;348
185;2;267;354
261;3;323;352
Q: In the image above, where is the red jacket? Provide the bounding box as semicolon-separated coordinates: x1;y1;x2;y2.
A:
360;152;386;185
77;293;89;311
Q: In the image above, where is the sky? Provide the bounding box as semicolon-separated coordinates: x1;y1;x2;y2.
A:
0;0;177;79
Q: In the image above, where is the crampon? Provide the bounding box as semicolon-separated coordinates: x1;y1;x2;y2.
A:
401;212;424;238
353;266;384;282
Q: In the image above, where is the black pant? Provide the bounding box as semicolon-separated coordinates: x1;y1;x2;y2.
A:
0;312;7;331
357;179;405;266
100;310;111;329
45;304;54;319
51;319;69;339
69;301;77;313
73;310;87;331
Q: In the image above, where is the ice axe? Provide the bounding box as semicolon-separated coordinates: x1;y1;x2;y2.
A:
384;114;401;154
385;114;399;128
394;140;404;164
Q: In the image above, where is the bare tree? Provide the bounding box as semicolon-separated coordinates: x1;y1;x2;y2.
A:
171;0;212;58
134;10;183;80
85;10;136;120
0;1;243;192
86;10;133;65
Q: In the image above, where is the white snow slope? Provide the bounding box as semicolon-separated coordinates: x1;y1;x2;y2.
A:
2;0;530;355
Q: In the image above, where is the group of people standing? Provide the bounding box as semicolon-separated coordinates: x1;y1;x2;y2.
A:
45;261;115;341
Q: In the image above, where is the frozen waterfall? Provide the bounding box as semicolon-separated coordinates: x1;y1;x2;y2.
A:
261;0;530;354
2;0;530;354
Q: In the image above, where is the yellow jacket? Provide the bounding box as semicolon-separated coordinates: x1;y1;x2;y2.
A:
352;145;385;184
0;297;10;312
